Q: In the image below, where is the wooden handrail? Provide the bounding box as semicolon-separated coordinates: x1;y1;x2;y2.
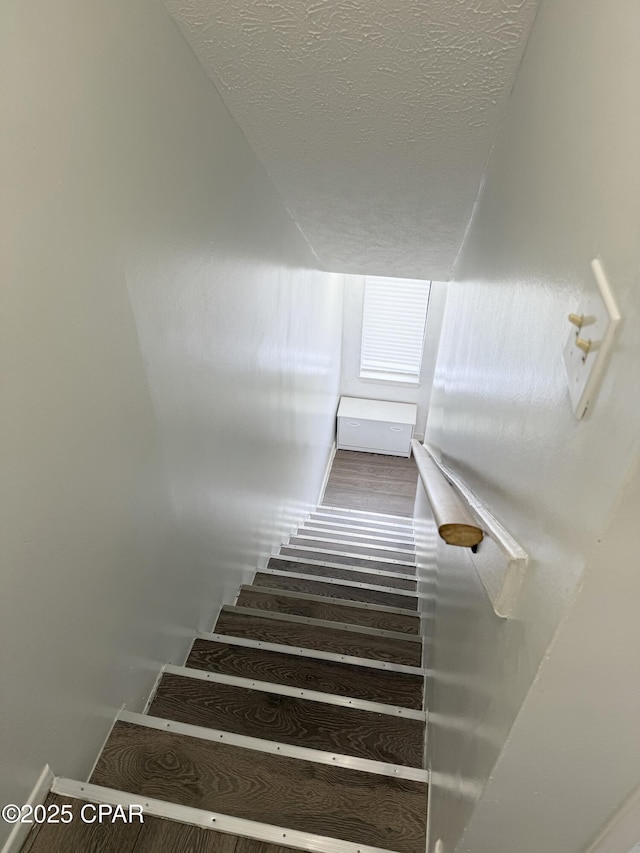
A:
411;440;483;547
412;440;529;618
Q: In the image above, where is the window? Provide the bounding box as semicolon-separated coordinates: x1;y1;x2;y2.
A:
359;276;431;384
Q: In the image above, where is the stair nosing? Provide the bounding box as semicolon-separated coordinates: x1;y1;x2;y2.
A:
271;555;417;581
310;518;415;536
318;505;415;524
281;544;416;567
299;525;415;545
238;584;420;617
221;605;422;643
52;778;414;853
259;568;419;597
160;665;426;720
118;710;426;779
290;535;416;555
196;631;427;675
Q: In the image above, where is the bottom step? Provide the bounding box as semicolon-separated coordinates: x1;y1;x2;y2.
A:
90;721;427;853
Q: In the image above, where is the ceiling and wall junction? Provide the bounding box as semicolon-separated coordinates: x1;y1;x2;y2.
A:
164;0;540;280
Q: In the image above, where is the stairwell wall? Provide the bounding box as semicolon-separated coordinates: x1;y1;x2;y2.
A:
419;1;640;851
0;0;342;840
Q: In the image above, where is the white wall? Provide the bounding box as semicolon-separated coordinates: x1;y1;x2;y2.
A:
340;276;447;437
422;0;640;851
0;0;342;840
461;461;640;853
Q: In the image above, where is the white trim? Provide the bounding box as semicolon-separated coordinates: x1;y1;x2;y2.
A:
258;567;419;599
279;544;415;568
586;783;640;853
299;524;415;545
238;584;420;617
318;441;337;505
196;631;427;675
1;765;54;853
141;664;167;715
425;767;433;853
318;505;415;524
220;605;422;643
563;258;622;420
51;779;406;853
290;535;415;555
152;667;426;720
269;555;417;582
354;372;420;389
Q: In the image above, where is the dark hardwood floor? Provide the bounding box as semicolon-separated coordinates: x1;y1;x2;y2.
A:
214;609;422;666
186;639;425;709
278;547;415;571
253;571;419;610
309;511;413;534
322;450;419;517
91;723;427;853
267;557;416;588
299;526;415;547
22;794;308;853
149;673;424;766
288;536;414;561
235;587;420;634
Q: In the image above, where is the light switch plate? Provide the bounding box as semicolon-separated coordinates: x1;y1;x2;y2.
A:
563;258;621;419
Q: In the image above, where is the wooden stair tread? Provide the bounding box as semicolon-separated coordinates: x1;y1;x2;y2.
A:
214;611;422;666
132;818;238;853
254;572;418;610
22;793;143;853
321;490;415;517
236;588;419;634
289;537;414;561
186;639;424;709
22;793;243;853
268;558;416;589
280;547;416;573
149;673;424;766
90;722;427;853
324;474;418;498
310;513;414;532
299;527;415;547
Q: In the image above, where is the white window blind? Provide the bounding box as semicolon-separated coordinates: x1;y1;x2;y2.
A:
360;276;430;383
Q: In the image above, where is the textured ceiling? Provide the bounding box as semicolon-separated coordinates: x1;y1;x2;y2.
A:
164;0;540;279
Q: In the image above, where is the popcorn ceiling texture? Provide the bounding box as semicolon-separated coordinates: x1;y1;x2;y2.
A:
164;0;540;279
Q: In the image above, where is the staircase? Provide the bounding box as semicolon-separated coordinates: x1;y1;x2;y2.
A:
23;505;428;853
